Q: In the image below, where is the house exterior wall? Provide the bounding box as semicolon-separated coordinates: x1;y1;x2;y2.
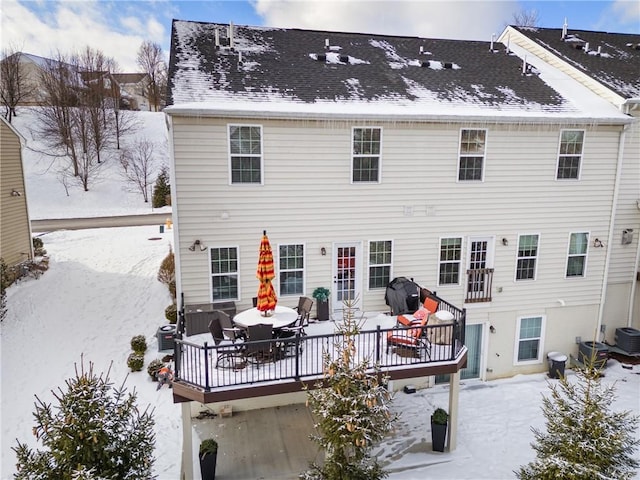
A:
169;113;628;378
0;118;32;266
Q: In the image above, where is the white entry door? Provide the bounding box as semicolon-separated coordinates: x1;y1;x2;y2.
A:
332;242;362;313
466;236;494;301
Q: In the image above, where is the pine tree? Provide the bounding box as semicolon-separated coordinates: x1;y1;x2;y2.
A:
301;298;397;480
516;357;639;480
152;165;171;208
13;358;155;480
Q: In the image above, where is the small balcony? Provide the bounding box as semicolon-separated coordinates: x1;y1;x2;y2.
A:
171;294;467;404
465;268;494;303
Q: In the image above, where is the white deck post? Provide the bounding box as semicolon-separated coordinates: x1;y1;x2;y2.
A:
181;402;194;479
447;370;460;451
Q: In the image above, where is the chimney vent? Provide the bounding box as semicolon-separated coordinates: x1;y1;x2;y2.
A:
421;60;430;68
339;54;349;63
443;62;453;69
317;53;327;62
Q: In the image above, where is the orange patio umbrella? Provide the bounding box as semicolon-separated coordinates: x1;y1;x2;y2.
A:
256;230;277;316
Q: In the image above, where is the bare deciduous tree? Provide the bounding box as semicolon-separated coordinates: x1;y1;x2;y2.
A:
119;138;161;202
136;41;167;112
513;9;539;27
0;46;35;122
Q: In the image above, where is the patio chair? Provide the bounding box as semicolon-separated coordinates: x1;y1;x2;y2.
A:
294;296;314;323
218;310;247;341
280;298;313;337
386;315;431;358
245;323;278;365
208;314;245;368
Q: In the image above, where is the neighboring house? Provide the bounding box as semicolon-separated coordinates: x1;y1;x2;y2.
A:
111;73;151;111
0;116;33;267
0;52;50;105
165;20;638;474
498;24;640;340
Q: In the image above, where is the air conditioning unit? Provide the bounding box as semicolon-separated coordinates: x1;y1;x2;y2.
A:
157;324;176;351
615;328;640;354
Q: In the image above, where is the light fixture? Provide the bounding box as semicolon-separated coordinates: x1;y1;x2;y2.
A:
622;229;634;245
593;238;604;248
320;247;326;256
188;239;207;252
11;189;22;197
501;238;508;246
489;325;496;334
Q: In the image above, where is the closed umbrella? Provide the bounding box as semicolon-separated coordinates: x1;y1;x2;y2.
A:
256;230;277;316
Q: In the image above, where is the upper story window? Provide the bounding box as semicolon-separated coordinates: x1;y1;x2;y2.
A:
458;129;486;181
368;240;392;289
438;237;462;285
279;244;304;296
514;315;545;364
210;246;239;301
352;127;381;183
556;130;584;180
515;234;539;281
566;232;588;277
229;125;262;184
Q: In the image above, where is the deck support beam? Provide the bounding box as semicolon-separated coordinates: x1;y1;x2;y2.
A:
447;370;460;451
180;402;194;480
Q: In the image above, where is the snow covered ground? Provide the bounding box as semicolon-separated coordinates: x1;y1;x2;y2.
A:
2;108;639;479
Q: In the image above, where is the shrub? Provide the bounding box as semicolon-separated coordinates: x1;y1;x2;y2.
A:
199;438;218;458
157;248;175;301
127;353;144;372
130;335;147;354
147;359;165;381
432;408;448;425
32;237;47;256
165;303;177;324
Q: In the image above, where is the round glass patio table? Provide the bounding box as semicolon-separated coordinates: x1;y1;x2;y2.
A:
233;305;298;330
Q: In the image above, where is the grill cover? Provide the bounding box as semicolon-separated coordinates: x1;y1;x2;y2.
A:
385;277;421;315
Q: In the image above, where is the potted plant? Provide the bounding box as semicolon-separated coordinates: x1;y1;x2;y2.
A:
199;438;218;479
431;407;448;452
312;287;331;321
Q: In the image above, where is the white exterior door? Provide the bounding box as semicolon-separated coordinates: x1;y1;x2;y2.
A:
466;236;494;300
332;242;362;312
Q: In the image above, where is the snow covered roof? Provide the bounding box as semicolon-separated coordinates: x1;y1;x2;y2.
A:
166;19;629;123
511;26;640;100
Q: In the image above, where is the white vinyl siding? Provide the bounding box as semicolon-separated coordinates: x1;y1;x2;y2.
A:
515;234;539;281
368;240;392;289
514;315;545;364
556;130;584;180
352;127;381;183
279;243;305;296
566;232;589;278
458;129;486;181
228;124;262;184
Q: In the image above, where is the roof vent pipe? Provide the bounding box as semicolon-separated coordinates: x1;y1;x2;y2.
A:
238;51;243;65
229;22;234;50
490;33;495;52
505;37;510;54
214;28;220;49
561;18;568;40
325;38;329;50
584;42;589;52
420;45;424;55
597;45;602;55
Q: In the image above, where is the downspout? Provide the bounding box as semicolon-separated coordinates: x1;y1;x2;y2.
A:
596;122;628;339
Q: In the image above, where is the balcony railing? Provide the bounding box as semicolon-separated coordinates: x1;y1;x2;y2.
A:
465;268;494;303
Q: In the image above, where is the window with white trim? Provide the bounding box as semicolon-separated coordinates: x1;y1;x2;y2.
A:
352;127;381;182
368;240;392;289
279;244;304;296
210;247;239;301
229;125;262;184
566;232;588;277
515;315;544;363
515;234;539;281
556;130;584;180
458;129;486;181
438;237;462;285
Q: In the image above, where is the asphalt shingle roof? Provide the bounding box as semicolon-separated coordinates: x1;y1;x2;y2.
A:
513;26;640;99
167;19;572;113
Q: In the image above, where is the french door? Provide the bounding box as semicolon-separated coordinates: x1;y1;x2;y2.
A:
332;242;362;312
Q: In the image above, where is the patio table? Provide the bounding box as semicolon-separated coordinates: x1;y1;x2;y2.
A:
233;305;298;330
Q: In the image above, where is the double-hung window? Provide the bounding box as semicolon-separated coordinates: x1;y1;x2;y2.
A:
279;244;304;296
566;232;588;277
229;125;262;184
556;130;584;180
438;237;462;285
210;247;239;301
515;234;539;281
458;129;486;181
352;127;381;183
368;240;392;289
515;315;545;363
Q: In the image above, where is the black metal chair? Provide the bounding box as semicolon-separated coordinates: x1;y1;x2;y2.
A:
244;323;277;365
208;312;245;368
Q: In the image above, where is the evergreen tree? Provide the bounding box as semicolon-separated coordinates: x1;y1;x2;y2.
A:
301;298;397;480
13;359;155;480
516;358;639;480
152;165;171;208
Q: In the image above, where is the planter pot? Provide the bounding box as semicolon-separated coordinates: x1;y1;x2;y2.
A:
199;451;217;480
316;300;329;321
431;419;447;452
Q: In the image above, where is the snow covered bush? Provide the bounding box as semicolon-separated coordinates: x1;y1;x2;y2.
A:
130;334;147;354
157;247;175;301
127;352;145;372
13;359;155;479
516;358;640;479
147;359;165;381
165;303;177;324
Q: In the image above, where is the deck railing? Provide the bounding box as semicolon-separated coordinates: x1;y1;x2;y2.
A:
465;268;494;303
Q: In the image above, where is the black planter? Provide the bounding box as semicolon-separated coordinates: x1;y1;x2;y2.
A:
199;451;217;480
431;420;447;452
316;300;329;321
